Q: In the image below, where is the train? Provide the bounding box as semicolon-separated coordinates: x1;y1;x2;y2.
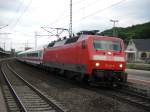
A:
17;34;127;85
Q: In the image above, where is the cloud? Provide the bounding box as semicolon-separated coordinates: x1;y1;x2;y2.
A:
103;0;150;26
0;0;21;11
0;0;150;51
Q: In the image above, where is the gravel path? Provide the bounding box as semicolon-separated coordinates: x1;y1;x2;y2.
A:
8;59;148;112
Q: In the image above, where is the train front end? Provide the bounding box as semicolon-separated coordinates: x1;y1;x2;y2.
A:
88;36;127;83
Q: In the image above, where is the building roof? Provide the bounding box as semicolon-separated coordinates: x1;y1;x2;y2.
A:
133;39;150;51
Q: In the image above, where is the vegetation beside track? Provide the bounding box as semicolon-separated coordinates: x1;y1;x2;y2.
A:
126;63;150;71
99;21;150;43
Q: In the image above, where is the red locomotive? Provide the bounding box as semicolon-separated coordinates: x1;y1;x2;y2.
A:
18;34;127;84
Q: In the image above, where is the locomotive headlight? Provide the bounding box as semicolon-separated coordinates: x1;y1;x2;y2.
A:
119;64;123;68
95;62;100;67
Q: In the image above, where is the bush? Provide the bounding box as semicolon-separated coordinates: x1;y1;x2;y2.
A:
126;63;150;70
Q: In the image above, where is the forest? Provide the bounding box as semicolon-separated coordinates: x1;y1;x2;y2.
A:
99;21;150;43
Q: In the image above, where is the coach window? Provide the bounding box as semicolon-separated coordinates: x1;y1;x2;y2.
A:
32;53;34;57
35;53;38;57
31;53;34;57
27;53;29;57
32;53;38;57
31;53;33;57
39;51;42;57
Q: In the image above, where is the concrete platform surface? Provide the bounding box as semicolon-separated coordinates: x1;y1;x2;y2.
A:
126;69;150;86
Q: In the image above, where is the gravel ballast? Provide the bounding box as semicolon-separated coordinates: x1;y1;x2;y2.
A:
8;59;148;112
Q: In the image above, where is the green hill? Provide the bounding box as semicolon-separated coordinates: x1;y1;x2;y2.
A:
99;22;150;43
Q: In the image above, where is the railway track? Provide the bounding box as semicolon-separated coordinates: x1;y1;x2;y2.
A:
37;68;150;112
43;70;150;111
87;82;150;111
33;65;150;111
0;62;68;112
108;86;150;111
50;71;150;111
4;59;150;111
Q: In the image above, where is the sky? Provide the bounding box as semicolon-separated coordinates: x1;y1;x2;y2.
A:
0;0;150;51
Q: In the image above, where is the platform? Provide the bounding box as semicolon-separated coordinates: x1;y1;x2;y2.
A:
126;69;150;86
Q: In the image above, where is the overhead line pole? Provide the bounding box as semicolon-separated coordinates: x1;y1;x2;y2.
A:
69;0;72;37
0;25;12;51
35;32;37;50
110;19;119;37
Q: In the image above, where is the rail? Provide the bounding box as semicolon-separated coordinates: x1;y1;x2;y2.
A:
0;62;68;112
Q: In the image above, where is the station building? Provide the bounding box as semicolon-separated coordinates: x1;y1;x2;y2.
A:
0;47;11;58
126;39;150;63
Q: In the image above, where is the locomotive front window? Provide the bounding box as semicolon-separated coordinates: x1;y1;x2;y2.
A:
93;40;121;51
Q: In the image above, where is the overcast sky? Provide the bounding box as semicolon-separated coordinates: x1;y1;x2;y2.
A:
0;0;150;51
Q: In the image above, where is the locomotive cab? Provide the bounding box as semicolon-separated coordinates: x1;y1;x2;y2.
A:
86;36;127;83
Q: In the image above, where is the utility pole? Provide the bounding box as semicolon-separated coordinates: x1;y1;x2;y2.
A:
0;25;11;51
69;0;72;37
10;40;12;49
110;19;119;37
0;42;6;51
4;42;5;51
35;32;37;50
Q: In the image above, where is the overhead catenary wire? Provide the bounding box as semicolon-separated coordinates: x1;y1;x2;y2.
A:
49;0;88;26
12;0;32;30
61;0;127;29
51;0;127;30
78;0;127;21
49;0;101;27
9;0;25;28
49;8;69;27
74;0;100;13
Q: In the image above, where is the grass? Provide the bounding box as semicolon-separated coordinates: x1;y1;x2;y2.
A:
126;63;150;71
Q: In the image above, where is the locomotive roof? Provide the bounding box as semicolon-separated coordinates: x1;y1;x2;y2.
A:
47;35;123;48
